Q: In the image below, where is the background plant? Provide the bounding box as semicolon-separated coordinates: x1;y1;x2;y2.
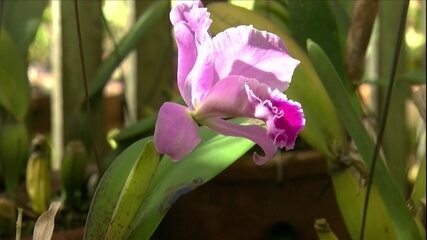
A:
0;0;425;239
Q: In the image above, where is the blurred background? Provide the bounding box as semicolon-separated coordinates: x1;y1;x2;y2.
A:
0;0;425;239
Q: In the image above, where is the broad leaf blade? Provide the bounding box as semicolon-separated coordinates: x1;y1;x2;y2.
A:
84;126;232;240
378;0;411;196
307;40;422;240
0;29;30;121
411;156;426;212
0;119;29;198
331;169;396;239
288;0;347;83
1;0;47;55
128;134;254;239
83;138;151;240
105;141;159;240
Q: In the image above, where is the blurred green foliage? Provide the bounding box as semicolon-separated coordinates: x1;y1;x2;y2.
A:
0;0;425;239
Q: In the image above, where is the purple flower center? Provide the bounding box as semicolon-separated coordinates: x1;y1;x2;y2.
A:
267;97;304;149
248;87;305;150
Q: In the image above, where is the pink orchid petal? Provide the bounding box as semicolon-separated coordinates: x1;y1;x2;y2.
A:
154;102;201;160
194;76;276;120
170;1;210;43
170;1;214;109
172;23;197;107
194;76;254;119
212;25;300;91
202;118;277;165
187;39;214;108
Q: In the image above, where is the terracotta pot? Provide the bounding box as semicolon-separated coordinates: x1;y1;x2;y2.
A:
154;150;350;240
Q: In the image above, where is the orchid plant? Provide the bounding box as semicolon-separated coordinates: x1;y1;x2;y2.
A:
154;1;304;164
84;1;307;239
1;0;424;239
82;1;425;240
20;0;425;239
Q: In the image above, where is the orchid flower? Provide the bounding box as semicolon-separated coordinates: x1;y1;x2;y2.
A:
154;1;305;165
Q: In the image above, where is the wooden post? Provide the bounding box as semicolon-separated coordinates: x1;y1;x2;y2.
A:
51;0;63;170
125;0;138;125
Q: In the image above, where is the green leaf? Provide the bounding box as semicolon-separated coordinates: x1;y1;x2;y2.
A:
128;134;254;239
105;141;159;240
113;116;157;146
1;0;47;55
207;2;347;159
378;0;411;195
288;0;347;84
88;1;169;103
307;40;422;240
83;138;151;240
85;121;253;240
288;0;342;57
331;169;396;239
0;118;29;197
329;0;352;50
253;0;289;31
411;156;426;212
0;30;31;121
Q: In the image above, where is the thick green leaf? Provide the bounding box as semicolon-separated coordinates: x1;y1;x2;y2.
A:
1;0;47;55
85;121;253;240
105;141;159;240
411;156;426;212
329;0;352;50
88;1;168;102
83;138;151;240
331;169;396;239
208;2;347;159
288;0;347;84
0;118;28;197
128;134;254;239
113;116;157;145
253;0;289;31
0;30;30;121
378;0;410;195
307;40;422;240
